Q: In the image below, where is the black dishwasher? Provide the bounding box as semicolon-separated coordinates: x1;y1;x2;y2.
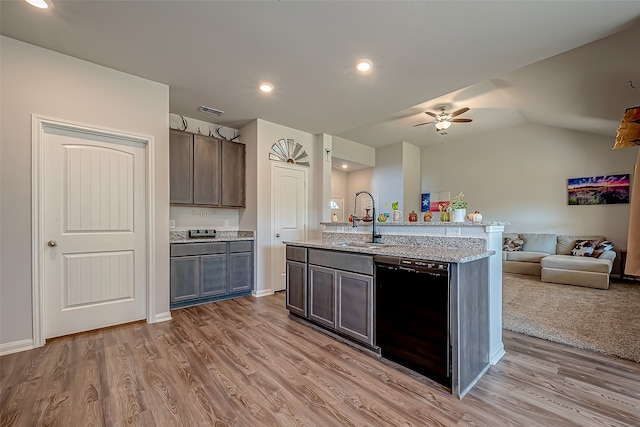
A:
375;255;451;388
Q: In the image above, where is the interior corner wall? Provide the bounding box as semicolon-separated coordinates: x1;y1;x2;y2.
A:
402;141;421;215
250;119;319;296
420;122;636;251
331;136;375;167
372;143;404;213
0;36;170;349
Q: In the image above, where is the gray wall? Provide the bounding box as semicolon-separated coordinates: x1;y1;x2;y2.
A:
0;37;171;349
421;122;637;250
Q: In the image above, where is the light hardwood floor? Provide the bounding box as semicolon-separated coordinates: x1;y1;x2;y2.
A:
2;292;639;426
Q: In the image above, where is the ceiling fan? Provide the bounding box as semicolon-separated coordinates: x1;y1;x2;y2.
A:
413;106;472;134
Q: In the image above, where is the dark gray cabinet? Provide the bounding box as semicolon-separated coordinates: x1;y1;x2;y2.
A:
286;246;374;347
170;130;245;207
170;241;254;309
308;265;336;328
336;271;374;345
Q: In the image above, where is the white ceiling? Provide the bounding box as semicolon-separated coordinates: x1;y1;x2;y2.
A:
2;1;640;149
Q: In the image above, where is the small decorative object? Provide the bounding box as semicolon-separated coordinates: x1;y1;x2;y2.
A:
567;174;629;205
268;138;310;166
391;201;403;223
423;211;433;222
362;208;373;222
377;213;387;223
348;214;354;223
466;211;483;223
408;211;418;222
331;213;338;222
438;202;450;222
448;191;468;222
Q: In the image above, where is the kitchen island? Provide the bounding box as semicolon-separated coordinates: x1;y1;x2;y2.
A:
285;233;495;398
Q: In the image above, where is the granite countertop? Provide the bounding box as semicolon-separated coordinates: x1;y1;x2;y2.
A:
285;239;494;263
321;221;509;227
170;230;255;244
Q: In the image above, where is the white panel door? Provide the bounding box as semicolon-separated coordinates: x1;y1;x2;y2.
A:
43;128;146;338
272;164;307;292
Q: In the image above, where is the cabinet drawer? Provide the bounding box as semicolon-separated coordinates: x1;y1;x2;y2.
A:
171;242;227;257
308;249;373;276
286;246;307;263
229;241;253;253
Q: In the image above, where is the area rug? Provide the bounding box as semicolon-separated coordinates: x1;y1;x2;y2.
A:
502;273;640;362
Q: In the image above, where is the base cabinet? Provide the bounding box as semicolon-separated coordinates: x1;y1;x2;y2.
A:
170;241;253;309
286;246;374;347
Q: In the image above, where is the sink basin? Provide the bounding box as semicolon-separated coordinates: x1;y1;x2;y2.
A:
327;242;387;249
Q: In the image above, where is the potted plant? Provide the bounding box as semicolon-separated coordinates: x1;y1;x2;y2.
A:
448;192;468;222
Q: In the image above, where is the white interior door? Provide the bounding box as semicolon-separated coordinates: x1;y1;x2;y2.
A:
43;127;147;339
272;164;307;292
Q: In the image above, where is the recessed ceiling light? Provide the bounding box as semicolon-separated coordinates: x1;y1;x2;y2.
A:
355;59;373;74
342;164;348;169
259;82;274;93
24;0;51;8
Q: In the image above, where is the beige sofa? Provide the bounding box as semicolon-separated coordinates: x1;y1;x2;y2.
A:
502;233;616;289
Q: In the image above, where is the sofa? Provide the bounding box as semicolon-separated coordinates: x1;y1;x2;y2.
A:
502;233;616;289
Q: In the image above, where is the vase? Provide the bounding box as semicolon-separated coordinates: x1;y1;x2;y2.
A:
439;211;450;222
451;208;467;222
392;210;403;223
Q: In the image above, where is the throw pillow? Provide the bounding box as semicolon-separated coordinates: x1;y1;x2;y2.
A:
591;240;614;258
503;237;524;252
570;239;600;256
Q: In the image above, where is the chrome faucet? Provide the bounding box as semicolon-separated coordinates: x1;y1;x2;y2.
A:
353;190;382;243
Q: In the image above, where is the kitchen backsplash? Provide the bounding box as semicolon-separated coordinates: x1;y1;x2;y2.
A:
170;206;239;230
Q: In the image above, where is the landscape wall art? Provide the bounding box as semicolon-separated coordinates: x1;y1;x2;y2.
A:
567;174;630;205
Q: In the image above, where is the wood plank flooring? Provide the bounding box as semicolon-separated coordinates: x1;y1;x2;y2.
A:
2;292;639;426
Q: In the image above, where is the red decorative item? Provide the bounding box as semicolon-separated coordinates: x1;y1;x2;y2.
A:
408;211;418;222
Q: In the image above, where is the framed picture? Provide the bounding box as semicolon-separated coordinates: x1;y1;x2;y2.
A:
567;174;630;205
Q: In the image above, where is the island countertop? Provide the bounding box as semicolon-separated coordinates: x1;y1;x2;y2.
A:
285;239;494;263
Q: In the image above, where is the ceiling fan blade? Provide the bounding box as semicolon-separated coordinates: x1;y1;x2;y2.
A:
450;107;470;118
450;118;473;123
413;121;434;127
425;112;438;118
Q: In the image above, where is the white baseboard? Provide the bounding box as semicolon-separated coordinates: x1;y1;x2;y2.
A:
254;288;274;298
0;338;35;356
490;344;506;365
153;312;172;323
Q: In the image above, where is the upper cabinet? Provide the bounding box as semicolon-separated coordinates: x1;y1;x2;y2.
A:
170;129;245;207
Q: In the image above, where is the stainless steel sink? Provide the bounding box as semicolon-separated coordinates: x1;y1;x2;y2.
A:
327;242;388;249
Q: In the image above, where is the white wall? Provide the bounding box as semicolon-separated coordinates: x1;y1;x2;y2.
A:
403;142;422;215
240;119;322;296
332;136;375;167
421;122;637;251
0;37;170;348
372;143;404;213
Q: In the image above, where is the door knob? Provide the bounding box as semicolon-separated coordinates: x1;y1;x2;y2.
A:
275;233;281;238
48;240;58;247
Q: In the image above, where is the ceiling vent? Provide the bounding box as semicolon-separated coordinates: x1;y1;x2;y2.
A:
197;105;224;116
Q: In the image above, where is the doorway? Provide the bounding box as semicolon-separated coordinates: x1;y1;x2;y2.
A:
271;163;308;293
33;116;154;345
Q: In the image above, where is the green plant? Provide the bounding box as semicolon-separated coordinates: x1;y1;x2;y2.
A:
448;192;468;211
391;201;399;211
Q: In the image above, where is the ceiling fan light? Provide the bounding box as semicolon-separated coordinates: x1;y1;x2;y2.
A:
435;120;452;131
25;0;51;8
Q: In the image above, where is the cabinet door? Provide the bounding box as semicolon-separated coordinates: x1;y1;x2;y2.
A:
336;271;374;345
193;135;221;206
308;265;336;328
286;261;307;317
221;140;245;207
169;130;193;204
229;251;253;292
201;254;228;297
170;256;199;302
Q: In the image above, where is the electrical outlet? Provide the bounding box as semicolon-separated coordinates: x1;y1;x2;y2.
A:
169;220;175;229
